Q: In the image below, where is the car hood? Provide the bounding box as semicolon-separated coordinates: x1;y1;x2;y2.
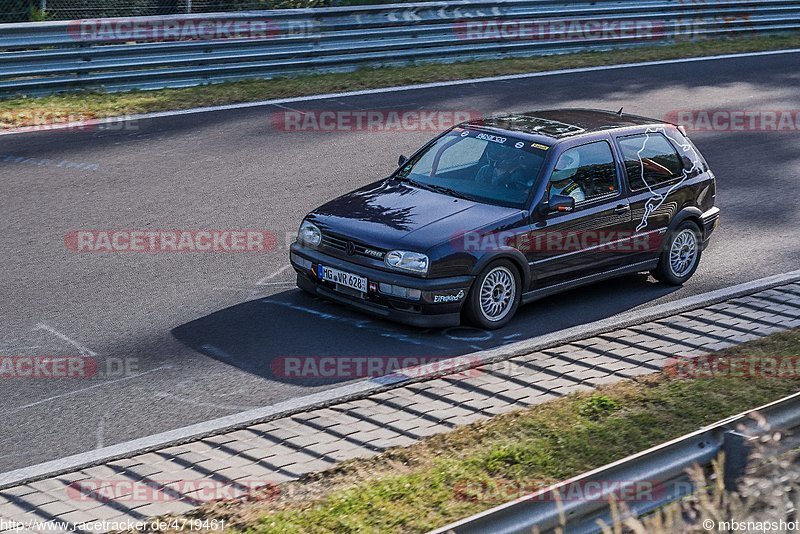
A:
307;179;523;252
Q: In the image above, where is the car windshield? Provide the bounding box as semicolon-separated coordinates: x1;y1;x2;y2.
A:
395;128;548;208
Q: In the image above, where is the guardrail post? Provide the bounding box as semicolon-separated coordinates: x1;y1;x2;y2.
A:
721;430;752;491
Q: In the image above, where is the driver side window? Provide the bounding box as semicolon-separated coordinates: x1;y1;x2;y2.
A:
549;141;618;203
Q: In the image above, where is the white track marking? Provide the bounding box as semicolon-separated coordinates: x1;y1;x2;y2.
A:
271;103;308;114
212;286;261;292
443;327;493;342
33;323;97;356
266;299;374;326
96;414;106;449
256;265;293;285
6;365;171;414
265;299;450;349
2;49;799;136
211;266;294;295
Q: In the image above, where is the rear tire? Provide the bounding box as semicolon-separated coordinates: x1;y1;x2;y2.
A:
463;260;521;330
651;220;702;285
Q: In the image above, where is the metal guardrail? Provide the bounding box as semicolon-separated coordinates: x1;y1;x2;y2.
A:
1;0;800;95
431;390;800;534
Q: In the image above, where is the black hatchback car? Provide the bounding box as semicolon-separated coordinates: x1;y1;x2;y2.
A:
290;109;720;329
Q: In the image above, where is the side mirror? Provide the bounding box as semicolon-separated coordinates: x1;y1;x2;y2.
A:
546;194;575;214
398;155;408;166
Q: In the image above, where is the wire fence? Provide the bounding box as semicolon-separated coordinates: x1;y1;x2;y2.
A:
0;0;407;23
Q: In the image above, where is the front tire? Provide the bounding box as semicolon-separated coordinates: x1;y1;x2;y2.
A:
651;220;702;285
463;260;521;330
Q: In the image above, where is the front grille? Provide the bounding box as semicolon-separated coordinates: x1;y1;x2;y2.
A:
321;232;387;260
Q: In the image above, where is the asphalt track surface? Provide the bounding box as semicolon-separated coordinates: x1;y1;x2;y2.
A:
1;52;799;471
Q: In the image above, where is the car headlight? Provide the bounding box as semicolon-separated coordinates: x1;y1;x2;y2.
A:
298;220;321;247
385;250;429;274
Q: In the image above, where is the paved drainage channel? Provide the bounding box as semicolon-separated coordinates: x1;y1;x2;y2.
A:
1;282;799;531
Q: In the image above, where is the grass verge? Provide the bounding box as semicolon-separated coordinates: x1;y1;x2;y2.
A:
4;32;800;128
156;328;800;533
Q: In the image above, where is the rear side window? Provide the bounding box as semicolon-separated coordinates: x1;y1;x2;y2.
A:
618;133;683;190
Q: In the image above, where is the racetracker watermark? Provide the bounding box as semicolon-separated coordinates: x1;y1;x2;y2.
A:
65;230;277;253
0;111;138;133
454;18;667;41
67;18;318;42
270;110;482;132
67;479;279;503
664;355;800;379
272;355;482;380
451;229;663;254
454;479;688;504
0;356;138;379
665;110;800;132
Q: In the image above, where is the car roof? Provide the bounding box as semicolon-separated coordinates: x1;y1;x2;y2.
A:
464;108;665;142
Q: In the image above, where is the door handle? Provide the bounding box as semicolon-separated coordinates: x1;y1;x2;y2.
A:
614;204;630;215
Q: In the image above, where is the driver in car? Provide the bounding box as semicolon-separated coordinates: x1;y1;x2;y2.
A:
476;142;529;188
548;150;586;202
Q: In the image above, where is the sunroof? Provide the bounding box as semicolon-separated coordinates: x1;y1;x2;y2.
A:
478;115;586;138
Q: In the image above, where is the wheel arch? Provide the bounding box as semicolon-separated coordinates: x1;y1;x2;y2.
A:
471;250;530;290
668;207;703;234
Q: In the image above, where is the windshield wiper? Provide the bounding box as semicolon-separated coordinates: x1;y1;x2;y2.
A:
410;181;476;201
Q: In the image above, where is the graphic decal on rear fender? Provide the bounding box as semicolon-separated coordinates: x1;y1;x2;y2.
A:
635;127;702;232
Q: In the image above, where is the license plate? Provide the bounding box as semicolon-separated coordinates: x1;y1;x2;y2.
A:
318;265;368;293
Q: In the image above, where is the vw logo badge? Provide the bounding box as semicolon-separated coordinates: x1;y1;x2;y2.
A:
345;241;356;256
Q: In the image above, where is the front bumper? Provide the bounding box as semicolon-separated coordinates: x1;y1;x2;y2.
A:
290;243;474;328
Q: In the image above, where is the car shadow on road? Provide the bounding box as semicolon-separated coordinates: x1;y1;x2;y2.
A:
171;273;680;387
